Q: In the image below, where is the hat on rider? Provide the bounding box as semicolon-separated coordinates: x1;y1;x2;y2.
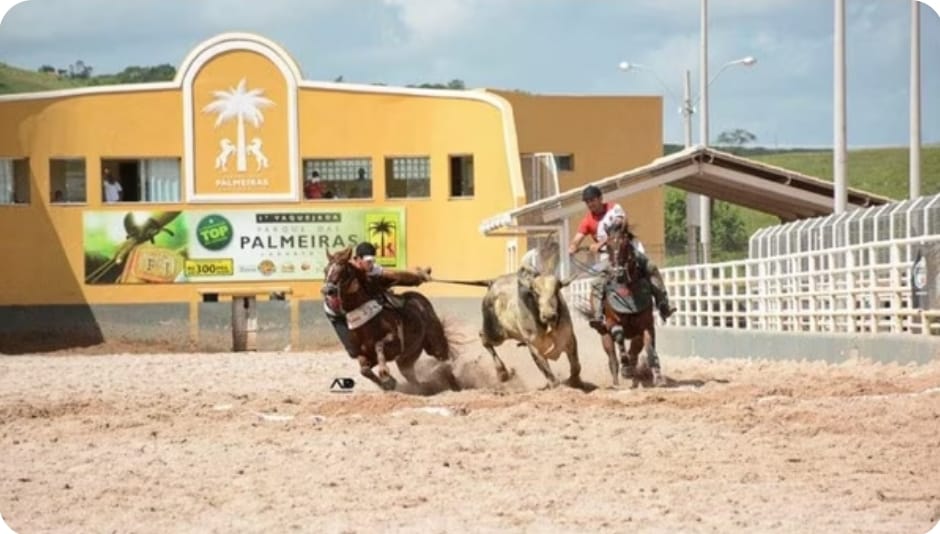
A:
581;185;602;201
354;241;377;260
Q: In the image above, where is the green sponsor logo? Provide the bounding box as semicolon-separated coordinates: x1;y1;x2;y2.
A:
196;214;233;251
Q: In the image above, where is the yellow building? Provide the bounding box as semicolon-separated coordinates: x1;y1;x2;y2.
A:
0;33;662;351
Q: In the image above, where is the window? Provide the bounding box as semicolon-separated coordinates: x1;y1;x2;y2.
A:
101;158;181;203
0;158;30;205
50;158;86;203
554;154;574;172
302;158;372;200
449;154;474;198
385;156;430;199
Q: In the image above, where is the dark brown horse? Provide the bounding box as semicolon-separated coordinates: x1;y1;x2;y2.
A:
596;223;664;387
322;246;461;393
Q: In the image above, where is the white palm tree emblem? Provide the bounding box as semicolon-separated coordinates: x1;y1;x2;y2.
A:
202;78;274;173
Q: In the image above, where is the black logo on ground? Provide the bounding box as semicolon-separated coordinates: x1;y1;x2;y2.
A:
330;378;355;392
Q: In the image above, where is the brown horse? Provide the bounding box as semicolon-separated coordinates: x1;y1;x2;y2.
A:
322;247;461;393
594;223;664;387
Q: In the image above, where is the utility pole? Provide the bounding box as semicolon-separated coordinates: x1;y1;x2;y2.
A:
683;69;700;264
833;0;848;214
910;0;921;199
699;0;712;262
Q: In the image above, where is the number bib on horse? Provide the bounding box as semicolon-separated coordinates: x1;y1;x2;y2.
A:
346;299;384;329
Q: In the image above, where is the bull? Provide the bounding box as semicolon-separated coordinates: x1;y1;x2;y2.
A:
479;265;582;389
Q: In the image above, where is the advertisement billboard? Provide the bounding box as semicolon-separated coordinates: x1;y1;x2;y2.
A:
83;207;405;284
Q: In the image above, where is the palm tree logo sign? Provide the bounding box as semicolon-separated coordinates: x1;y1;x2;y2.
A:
203;78;274;173
368;217;397;262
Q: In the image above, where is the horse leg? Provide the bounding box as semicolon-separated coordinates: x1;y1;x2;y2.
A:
563;336;583;389
645;327;664;387
528;346;559;390
397;354;421;386
373;332;398;391
601;332;619;387
357;355;386;390
627;335;644;388
437;361;462;392
483;343;515;382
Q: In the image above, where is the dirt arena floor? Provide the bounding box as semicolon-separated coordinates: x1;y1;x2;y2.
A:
1;322;939;534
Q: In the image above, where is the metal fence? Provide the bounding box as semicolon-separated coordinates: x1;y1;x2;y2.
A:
565;193;940;336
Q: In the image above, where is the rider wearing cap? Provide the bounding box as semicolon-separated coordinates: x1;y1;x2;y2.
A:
323;241;431;357
567;185;675;328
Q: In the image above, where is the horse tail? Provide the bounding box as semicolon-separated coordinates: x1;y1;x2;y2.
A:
402;291;469;362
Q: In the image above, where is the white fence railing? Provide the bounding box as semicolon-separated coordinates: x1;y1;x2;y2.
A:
564;193;940;338
659;234;940;336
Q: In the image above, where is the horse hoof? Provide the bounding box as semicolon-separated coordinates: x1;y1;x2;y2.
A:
565;377;584;389
620;366;636;380
380;376;398;391
498;368;516;382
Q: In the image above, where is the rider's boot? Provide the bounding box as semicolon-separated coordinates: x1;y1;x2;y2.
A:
649;268;676;321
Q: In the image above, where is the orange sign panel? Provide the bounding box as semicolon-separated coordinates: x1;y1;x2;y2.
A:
190;50;295;200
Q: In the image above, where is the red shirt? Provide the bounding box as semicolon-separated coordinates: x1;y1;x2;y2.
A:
304;181;324;199
577;202;615;239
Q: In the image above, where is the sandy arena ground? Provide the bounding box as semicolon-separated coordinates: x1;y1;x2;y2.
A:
1;323;939;534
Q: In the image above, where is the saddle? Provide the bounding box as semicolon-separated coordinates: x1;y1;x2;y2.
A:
604;278;653;314
382;292;406;310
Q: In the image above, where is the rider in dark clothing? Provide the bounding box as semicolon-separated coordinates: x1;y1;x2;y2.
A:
323;242;430;357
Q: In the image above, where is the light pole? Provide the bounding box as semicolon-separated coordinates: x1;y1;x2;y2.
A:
619;61;699;263
834;0;848;214
910;0;921;199
619;56;756;264
696;54;757;263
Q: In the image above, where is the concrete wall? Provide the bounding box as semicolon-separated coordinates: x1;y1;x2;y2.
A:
656;326;940;365
3;299;937;366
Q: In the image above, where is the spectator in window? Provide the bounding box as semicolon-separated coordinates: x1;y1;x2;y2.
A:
303;171;324;199
351;167;371;198
103;168;122;203
53;190;64;203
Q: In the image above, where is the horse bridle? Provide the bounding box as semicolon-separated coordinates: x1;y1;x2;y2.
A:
322;257;361;301
608;227;637;286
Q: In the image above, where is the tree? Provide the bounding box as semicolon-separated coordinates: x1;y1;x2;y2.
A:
202;78;274;172
663;187;688;257
68;60;92;79
38;65;55;74
716;128;757;153
711;200;748;259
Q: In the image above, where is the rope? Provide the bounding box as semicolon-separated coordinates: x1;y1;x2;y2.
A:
429;278;494;288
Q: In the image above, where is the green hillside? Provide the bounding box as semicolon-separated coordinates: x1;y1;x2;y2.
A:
0;62;85;93
733;145;940;242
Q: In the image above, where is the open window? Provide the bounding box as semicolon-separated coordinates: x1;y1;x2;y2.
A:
0;158;30;205
101;158;181;203
385;156;430;199
50;158;87;203
554;153;575;172
449;154;474;198
302;157;372;200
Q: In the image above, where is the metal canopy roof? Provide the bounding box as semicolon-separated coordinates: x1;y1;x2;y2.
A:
479;145;893;235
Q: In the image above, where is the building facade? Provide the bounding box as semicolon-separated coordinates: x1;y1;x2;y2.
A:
0;33;663;351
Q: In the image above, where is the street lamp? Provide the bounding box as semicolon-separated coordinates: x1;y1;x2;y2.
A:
618;56;756;264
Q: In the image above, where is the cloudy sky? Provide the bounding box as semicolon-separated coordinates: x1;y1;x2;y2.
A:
1;0;938;148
